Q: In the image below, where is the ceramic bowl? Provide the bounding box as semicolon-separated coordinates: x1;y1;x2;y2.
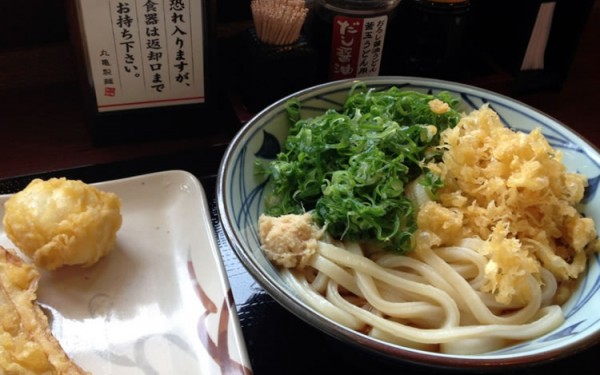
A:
216;76;600;370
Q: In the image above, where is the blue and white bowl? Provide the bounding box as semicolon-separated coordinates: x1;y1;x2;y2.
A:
217;76;600;369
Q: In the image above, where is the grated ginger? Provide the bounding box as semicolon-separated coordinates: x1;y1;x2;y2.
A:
418;105;598;305
259;212;323;269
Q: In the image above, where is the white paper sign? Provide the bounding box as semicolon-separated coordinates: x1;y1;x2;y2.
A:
76;0;205;112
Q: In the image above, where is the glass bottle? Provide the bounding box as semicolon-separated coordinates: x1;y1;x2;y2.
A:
389;0;471;80
306;0;401;82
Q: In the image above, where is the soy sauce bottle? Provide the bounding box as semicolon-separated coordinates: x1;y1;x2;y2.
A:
389;0;471;80
306;0;401;82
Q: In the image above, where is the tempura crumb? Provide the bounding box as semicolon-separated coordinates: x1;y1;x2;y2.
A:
428;98;450;114
422;105;597;304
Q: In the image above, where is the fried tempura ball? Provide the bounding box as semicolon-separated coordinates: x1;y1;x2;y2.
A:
3;177;122;270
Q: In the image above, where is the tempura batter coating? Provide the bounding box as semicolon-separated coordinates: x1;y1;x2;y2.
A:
3;177;122;270
0;245;89;374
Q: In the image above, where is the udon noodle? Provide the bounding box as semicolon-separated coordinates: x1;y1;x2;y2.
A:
279;237;564;354
258;104;599;354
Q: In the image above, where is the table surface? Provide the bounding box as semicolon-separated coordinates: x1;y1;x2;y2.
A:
1;3;600;374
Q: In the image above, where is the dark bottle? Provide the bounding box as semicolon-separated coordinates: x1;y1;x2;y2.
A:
387;0;471;80
306;0;401;83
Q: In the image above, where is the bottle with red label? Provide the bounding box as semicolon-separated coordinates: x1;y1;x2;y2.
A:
307;0;401;82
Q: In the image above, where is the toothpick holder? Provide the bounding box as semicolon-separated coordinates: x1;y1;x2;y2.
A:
239;27;319;113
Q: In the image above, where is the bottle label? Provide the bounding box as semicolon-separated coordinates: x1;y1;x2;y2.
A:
76;0;206;112
328;14;388;81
